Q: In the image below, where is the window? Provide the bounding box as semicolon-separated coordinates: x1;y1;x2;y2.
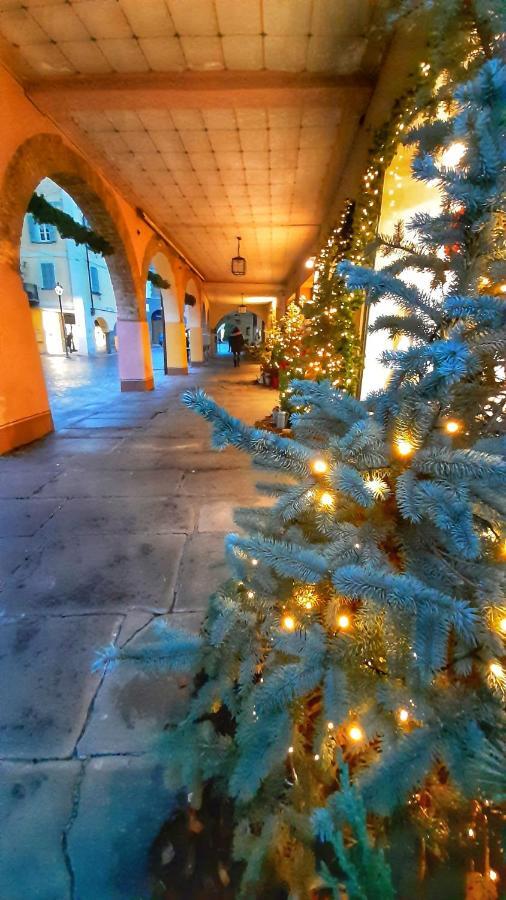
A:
39;223;54;242
90;265;101;294
40;262;56;291
27;215;57;243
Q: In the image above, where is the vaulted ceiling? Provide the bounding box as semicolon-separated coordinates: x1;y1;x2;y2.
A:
0;1;393;294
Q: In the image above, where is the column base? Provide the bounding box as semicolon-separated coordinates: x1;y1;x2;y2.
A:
190;360;205;367
167;367;189;375
120;376;155;392
0;410;54;455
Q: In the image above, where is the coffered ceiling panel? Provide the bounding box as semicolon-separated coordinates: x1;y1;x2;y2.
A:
0;0;388;292
0;0;376;76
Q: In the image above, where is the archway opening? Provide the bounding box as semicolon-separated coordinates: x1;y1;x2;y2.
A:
21;177;125;427
144;250;180;377
215;311;262;356
0;133;153;452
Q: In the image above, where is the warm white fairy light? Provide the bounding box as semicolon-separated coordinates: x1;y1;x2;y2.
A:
445;419;461;434
312;458;328;475
395;438;415;457
337;614;351;630
320;491;334;508
282;614;296;632
398;708;409;724
348;724;364;743
251;558;258;566
441;141;467;167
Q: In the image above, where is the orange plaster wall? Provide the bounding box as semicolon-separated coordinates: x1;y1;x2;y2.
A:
0;65;200;449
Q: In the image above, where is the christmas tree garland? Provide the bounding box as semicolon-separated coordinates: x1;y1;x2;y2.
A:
27;192;114;256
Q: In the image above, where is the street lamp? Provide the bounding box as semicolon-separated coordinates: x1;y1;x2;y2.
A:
54;281;69;357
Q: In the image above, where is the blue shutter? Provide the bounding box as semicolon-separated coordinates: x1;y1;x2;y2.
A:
27;215;41;243
90;266;100;293
48;224;57;242
40;262;56;290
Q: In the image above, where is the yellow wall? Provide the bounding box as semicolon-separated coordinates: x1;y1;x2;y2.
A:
361;144;441;398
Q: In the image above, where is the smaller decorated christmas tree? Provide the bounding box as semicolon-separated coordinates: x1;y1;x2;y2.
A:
270;299;307;409
297;201;363;399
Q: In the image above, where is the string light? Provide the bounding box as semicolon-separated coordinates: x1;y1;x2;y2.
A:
251;558;258;566
489;870;498;883
327;721;334;730
312;458;328;475
348;724;364;743
395;438;415;457
445;419;461;434
247;590;255;599
498;617;506;635
288;745;294;754
282;615;296;632
337;614;351;630
467;827;475;838
398;708;409;724
320;491;334;508
365;476;389;498
314;754;320;761
441;141;467;167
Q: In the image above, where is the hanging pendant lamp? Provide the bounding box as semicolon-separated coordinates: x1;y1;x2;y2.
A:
237;293;247;315
231;235;247;276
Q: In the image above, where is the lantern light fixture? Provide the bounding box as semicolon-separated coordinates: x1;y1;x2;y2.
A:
231;235;246;276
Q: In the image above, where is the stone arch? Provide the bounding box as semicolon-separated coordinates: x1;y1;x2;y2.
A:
0;132;154;452
0;133;144;321
142;238;187;374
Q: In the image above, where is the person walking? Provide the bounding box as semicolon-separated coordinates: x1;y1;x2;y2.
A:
229;325;245;367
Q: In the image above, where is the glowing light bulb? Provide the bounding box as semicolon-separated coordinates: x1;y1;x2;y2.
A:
395;438;414;457
441;141;467;167
320;491;334;508
312;458;328;475
498;617;506;635
327;721;334;730
314;754;320;761
445;419;461;434
348;724;364;743
489;661;504;678
398;708;409;724
337;614;351;630
247;591;255;599
489;869;498;882
468;827;475;838
282;615;296;632
305;257;315;269
251;558;258;566
288;745;294;754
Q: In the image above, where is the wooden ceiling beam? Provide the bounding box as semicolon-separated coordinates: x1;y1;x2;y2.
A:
26;69;374;113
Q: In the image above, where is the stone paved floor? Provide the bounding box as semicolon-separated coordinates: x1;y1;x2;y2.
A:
0;354;273;900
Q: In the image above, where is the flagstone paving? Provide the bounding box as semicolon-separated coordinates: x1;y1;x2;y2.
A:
0;354;273;900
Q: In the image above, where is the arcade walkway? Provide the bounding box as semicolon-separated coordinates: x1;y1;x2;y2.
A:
0;357;272;900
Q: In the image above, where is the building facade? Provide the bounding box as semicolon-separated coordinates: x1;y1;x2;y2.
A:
21;178;118;356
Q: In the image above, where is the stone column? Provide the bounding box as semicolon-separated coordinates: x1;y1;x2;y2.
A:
165;322;188;375
116;318;154;391
0;262;54;453
188;326;204;365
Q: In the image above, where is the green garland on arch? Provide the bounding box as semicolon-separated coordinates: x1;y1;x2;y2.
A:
27;192;114;256
147;270;170;290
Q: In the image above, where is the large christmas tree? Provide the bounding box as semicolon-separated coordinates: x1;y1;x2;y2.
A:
99;57;506;898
